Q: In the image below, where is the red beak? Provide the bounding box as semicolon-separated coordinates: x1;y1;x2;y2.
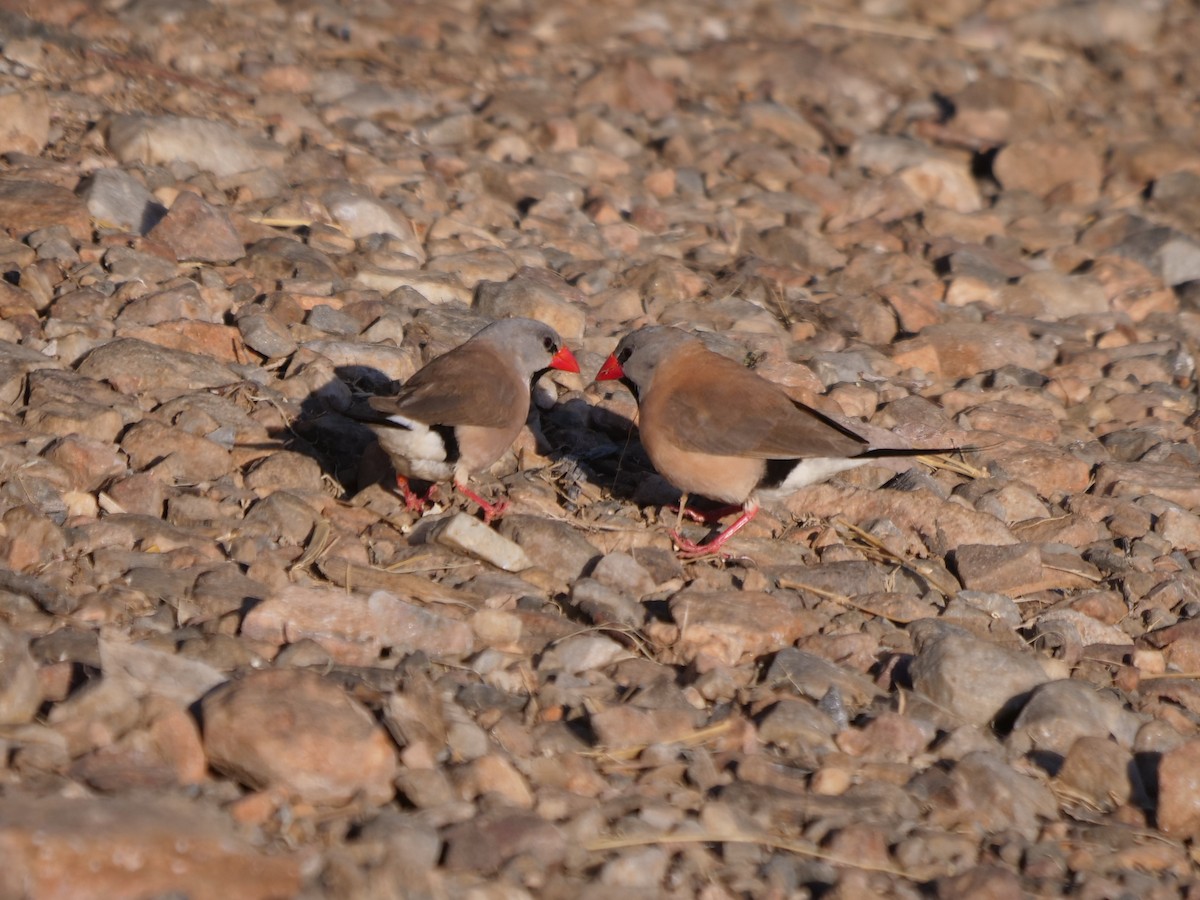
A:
595;354;624;381
550;345;581;373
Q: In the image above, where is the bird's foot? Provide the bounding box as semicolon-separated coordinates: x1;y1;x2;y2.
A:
669;530;732;558
396;475;438;513
669;504;759;559
455;483;509;525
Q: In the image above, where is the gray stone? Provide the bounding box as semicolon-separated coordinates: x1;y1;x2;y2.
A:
429;513;533;572
1008;679;1144;756
105;114;286;177
0;624;43;725
79;168;166;233
910;631;1051;726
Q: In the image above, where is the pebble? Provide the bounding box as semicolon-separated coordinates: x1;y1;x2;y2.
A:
496;514;600;581
79;168;167;233
429;512;533;572
146;190;245;263
662;590;818;667
77;338;237;399
241;585;476;666
909;631;1052;726
474;267;588;344
105;114;287;177
0;88;49;154
201;668;397;806
951;751;1059;840
0;624;43;725
0;179;91;241
1008;679;1143;756
1056;735;1142;810
442;811;567;874
1156;739;1200;839
993;137;1104;203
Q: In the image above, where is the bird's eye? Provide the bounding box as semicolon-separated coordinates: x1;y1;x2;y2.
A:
618;347;632;363
542;336;555;352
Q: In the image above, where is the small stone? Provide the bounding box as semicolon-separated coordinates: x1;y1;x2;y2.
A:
764;647;883;708
0;506;67;573
244;451;324;496
839;711;936;763
79;168;166;233
756;699;839;754
299;338;419;382
663;590;817;667
323;184;424;261
897;157;982;213
1094;462;1200;509
147;190;245;263
1155;506;1200;550
538;633;633;675
0;624;43;725
242;585;475;666
469;608;523;649
429;512;533;572
1016;270;1110;319
937;864;1025;900
1056;736;1140;809
120;420;231;483
496;514;600;581
1156;739;1200;839
910;631;1051;726
77;338;238;400
1008;679;1143;756
993;137;1103;203
442;811;567;874
116;282;213;328
458;754;534;808
103;473;166;517
1015;0;1163;50
306;303;361;336
890;322;1041;379
237;311;297;358
589;705;700;749
474;267;588;344
0;89;49;155
41;434;127;492
952;543;1048;596
71;697;208;791
201;668;397;806
951;751;1059;839
106;114;286;178
742;101;823;151
356;813;441;884
99;636;226;707
589;551;657;597
568;577;643;628
0;180;91;242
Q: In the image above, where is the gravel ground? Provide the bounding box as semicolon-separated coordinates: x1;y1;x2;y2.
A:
1;0;1200;896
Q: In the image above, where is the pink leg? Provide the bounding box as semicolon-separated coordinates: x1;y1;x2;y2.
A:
455;480;509;525
671;503;758;558
395;474;438;513
667;500;743;525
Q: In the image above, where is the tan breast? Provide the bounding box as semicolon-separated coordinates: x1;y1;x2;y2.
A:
638;399;763;504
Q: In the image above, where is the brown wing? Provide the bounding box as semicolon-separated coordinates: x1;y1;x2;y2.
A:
368;343;527;428
653;348;868;460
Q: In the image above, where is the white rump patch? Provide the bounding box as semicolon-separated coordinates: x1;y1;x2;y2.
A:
755;457;868;503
